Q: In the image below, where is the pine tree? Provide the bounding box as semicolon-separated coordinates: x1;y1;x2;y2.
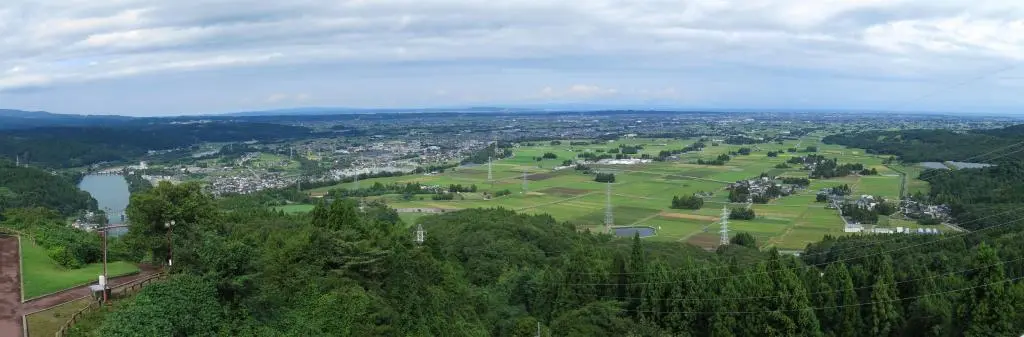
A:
959;243;1015;336
627;233;648;312
834;263;860;337
902;265;952;337
819;263;859;337
865;255;901;337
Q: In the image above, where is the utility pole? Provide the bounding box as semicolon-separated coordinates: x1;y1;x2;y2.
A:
415;224;425;244
605;182;614;234
720;206;730;246
165;220;175;268
101;229;107;302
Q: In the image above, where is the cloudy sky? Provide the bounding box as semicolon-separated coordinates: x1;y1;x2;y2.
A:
1;0;1023;116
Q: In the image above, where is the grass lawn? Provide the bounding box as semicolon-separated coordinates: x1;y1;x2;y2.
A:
26;297;93;337
273;204;316;214
21;240;139;299
856;176;902;199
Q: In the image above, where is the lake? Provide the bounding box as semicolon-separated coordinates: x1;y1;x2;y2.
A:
78;174;131;230
613;226;656;238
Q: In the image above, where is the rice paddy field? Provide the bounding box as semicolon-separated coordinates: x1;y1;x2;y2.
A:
302;135;920;251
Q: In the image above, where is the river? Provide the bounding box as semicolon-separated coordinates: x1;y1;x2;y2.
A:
78;174;131;234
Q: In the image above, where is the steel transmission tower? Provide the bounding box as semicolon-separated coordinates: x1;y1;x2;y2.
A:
720;206;731;246
604;182;614;234
522;170;528;193
415;224;425;244
488;156;493;183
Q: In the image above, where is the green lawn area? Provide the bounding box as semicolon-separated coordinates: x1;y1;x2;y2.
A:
857;176;902;199
21;240;139;299
273;204;316;214
26;297;93;337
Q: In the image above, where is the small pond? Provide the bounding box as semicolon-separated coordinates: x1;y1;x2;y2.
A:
613;226;656;238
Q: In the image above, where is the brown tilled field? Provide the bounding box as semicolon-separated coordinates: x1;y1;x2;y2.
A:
539;187;591;196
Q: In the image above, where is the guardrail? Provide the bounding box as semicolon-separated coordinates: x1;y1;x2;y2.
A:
53;272;167;337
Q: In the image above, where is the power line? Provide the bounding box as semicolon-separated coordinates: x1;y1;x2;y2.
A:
553;136;1024;278
523;170;529;193
559;205;1022;277
719;205;730;246
546;209;1024;285
915;140;1024;181
617;275;1023;315
891;63;1019;112
415;224;425;245
558;255;1024;303
605;182;614;234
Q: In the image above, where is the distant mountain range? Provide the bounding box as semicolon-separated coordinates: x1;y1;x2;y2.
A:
216;106;542;117
3;105;1017;129
0;109;134;129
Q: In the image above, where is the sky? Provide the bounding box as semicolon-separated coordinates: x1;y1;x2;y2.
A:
1;0;1023;116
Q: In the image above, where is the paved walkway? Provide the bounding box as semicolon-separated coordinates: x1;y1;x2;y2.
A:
1;236;22;337
0;235;159;337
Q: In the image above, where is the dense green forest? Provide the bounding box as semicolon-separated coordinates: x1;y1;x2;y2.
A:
0;122;316;168
822;128;1024;163
920;161;1024;230
0;160;96;216
65;181;1024;336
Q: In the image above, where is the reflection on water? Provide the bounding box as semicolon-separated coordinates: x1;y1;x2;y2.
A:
78;174;130;235
613;226;656;238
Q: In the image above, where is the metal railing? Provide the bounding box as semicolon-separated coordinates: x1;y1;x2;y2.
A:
53;272;167;337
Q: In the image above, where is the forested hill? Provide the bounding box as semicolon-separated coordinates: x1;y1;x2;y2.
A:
78;182;1024;336
821;126;1024;163
0;109;133;130
0;122;317;168
0;160;96;217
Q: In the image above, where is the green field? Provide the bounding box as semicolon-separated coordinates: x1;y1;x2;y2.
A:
300;136;914;250
273;204;316;214
21;240;139;299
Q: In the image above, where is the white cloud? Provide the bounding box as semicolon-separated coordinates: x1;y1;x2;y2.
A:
1;0;1023;98
862;17;1024;60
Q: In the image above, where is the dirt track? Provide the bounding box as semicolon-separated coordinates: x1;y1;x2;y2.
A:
0;235;159;337
0;236;23;336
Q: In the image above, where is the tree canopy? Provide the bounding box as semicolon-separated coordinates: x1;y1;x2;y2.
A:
73;169;1024;337
0;160;96;216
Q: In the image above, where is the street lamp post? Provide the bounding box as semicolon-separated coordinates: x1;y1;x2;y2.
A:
101;229;107;303
95;224;128;304
164;220;175;269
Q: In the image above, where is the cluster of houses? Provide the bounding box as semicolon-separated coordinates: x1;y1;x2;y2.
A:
900;199;952;221
727;176;803;202
595;158;653;165
846;226;941;235
208;174;295;196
